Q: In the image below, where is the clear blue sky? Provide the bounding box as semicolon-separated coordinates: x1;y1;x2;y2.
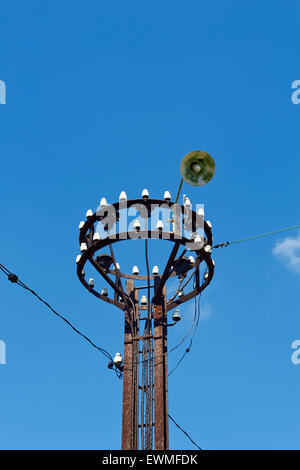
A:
0;0;299;450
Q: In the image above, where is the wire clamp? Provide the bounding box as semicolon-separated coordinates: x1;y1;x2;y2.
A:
213;241;229;249
8;273;18;283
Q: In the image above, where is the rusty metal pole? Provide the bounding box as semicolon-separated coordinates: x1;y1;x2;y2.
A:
153;286;169;450
121;279;139;450
121;280;134;449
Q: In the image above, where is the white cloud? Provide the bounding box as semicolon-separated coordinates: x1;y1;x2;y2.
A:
273;231;300;273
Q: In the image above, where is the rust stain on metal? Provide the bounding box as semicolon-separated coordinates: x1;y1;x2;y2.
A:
121;280;134;450
153;286;169;450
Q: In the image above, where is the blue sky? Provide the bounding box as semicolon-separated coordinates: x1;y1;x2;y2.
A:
0;0;299;450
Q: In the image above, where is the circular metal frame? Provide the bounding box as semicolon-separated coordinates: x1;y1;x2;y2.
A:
76;198;214;311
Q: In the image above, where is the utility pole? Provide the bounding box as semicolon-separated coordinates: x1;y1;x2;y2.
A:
153;288;169;450
121;278;169;450
76;151;216;450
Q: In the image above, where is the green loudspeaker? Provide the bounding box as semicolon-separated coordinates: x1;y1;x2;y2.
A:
180;150;215;186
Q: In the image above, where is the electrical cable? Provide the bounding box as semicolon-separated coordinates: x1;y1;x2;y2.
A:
167;276;185;305
168;270;206;377
0;263;122;379
167;270;195;305
213;224;300;249
168;413;202;450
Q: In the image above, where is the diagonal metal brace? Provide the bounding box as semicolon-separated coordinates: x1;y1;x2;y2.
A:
89;256;125;301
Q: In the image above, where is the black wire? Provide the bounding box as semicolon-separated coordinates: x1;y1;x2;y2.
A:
168;270;206;377
0;263;122;379
168;296;199;377
213;224;300;249
168;274;207;450
167;269;196;305
167;276;185;305
168;350;189;377
168;414;202;450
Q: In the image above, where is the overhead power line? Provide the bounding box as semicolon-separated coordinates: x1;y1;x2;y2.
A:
213;224;300;249
0;262;200;372
0;263;122;379
168;414;202;450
